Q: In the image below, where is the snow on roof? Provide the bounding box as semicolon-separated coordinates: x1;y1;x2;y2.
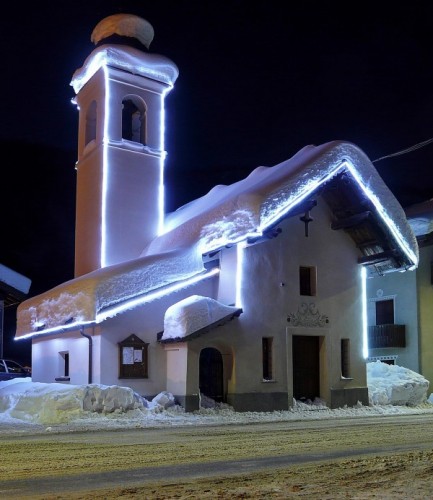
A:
91;13;155;49
161;295;242;342
16;246;204;338
70;44;179;94
142;141;418;259
16;140;418;339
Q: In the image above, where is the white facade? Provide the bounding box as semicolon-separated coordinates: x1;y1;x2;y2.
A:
28;198;370;411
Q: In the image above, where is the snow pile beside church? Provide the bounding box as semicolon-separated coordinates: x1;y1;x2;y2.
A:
0;379;175;425
0;362;430;426
367;360;429;406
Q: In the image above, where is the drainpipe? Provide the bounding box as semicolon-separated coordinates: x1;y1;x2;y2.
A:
80;326;92;384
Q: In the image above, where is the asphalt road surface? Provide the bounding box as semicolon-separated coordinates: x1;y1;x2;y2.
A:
1;414;433;498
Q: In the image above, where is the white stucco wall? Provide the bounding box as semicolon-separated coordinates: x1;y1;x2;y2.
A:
31;331;92;385
74;66;173;276
216;197;367;405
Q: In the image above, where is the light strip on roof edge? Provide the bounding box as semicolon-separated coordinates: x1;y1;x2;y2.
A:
16;320;96;341
258;160;417;269
16;268;220;340
96;267;220;322
344;160;418;268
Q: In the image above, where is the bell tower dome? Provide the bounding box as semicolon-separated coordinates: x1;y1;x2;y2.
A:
71;14;179;277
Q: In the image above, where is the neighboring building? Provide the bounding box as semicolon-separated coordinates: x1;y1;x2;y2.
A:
0;263;31;358
15;14;418;411
366;199;433;388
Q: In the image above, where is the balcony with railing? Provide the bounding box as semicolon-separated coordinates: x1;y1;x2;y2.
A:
368;324;406;348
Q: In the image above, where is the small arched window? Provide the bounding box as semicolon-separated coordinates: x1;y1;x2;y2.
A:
85;100;97;146
122;97;146;145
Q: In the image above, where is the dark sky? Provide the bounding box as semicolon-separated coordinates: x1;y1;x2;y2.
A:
2;1;433;360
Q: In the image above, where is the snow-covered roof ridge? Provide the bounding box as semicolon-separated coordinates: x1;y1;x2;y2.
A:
71;45;179;93
144;140;418;261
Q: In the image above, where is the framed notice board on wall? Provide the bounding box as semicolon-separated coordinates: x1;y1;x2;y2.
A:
118;334;149;378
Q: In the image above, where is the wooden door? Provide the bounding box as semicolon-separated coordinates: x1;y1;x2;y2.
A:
199;347;224;402
292;335;320;401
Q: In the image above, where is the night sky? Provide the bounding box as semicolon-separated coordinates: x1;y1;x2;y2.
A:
2;1;433;361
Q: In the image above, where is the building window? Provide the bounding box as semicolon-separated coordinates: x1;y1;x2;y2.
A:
122;97;146;145
368;355;397;365
118;334;149;379
299;266;317;296
55;351;70;382
341;339;350;378
62;352;69;377
85;100;97;146
376;299;394;325
262;337;273;381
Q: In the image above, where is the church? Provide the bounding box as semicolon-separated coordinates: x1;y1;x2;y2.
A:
15;14;418;411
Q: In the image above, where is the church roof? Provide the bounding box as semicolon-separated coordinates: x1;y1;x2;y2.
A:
16;140;418;340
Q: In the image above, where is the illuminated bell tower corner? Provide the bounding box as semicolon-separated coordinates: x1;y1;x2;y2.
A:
70;14;179;277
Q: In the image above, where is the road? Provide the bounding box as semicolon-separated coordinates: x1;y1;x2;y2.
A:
1;413;433;498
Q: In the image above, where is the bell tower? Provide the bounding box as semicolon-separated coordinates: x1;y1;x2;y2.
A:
70;14;179;277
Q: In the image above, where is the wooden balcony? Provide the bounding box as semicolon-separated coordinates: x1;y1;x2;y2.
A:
368;324;406;348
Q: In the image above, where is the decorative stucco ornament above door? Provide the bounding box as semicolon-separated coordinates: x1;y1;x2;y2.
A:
287;302;329;327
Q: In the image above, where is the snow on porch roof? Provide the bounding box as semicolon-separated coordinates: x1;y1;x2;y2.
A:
15;140;418;339
158;295;242;343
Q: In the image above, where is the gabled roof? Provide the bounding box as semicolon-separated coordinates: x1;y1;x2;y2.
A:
16;140;418;340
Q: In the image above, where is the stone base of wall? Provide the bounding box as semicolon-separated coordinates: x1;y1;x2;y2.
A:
330;387;369;409
226;392;289;412
174;394;200;412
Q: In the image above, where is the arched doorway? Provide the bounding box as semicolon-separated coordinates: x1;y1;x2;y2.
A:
199;347;224;402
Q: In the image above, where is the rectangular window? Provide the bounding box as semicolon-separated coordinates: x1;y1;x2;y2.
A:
63;352;69;377
262;337;273;381
299;266;317;296
341;339;350;378
375;299;394;325
55;351;70;382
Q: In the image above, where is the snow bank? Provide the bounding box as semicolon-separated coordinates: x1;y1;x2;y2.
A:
367;361;429;406
0;379;175;425
0;362;431;426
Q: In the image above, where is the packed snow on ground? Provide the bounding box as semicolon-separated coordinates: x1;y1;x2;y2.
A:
0;361;431;433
